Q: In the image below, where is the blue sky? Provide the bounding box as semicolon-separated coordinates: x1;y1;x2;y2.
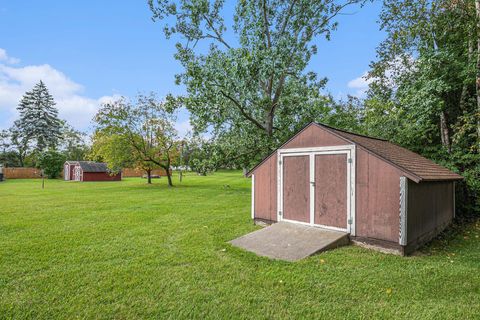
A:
0;1;384;134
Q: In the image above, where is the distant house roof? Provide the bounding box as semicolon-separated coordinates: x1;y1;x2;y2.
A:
247;122;463;182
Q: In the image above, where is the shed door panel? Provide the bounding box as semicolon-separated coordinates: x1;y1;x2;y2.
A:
70;165;75;180
283;156;310;223
74;166;81;181
64;164;69;180
314;154;347;228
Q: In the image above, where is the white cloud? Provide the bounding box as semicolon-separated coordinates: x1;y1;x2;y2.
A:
347;72;372;98
0;48;116;131
347;56;417;98
174;119;193;138
0;48;20;64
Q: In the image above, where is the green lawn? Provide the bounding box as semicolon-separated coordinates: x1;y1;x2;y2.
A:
0;171;479;319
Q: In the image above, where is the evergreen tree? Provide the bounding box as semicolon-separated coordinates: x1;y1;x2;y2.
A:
16;80;61;152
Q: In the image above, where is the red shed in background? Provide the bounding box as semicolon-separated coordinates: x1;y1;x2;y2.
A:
246;122;463;255
64;161;121;182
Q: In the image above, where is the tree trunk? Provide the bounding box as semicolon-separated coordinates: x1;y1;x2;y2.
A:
264;110;273;136
146;169;152;184
165;159;173;187
460;39;472;112
476;0;480;144
166;170;173;187
440;110;451;153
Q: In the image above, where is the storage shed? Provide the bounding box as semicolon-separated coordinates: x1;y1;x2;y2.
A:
247;122;463;255
64;161;121;182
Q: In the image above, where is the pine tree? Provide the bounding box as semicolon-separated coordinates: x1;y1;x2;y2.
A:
16;80;61;152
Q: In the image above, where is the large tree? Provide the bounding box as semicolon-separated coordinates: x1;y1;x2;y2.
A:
150;0;365;166
366;0;476;150
364;0;479;213
15;80;62;152
476;0;480;142
92;94;180;186
8;126;30;167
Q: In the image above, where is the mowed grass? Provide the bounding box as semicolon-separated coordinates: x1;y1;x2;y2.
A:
0;171;479;319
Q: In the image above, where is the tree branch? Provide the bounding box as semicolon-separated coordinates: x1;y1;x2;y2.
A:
311;0;360;35
280;0;298;35
219;89;266;131
270;75;287;114
262;0;272;49
202;14;231;49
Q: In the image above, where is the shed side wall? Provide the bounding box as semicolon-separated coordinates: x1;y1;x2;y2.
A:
406;181;453;251
82;172;122;181
253;153;277;222
356;148;402;243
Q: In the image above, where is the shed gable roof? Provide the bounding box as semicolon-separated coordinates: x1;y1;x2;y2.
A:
77;161;109;173
248;122;463;182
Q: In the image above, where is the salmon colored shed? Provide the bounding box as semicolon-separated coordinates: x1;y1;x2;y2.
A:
247;123;463;255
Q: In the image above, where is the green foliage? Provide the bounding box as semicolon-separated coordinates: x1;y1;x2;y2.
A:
15;80;62;152
37;149;66;179
185;136;219;175
92;94;180;186
364;0;480;214
89;133;132;173
59;122;89;161
151;0;365;168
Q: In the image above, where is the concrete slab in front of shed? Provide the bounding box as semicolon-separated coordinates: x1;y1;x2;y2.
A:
230;222;349;261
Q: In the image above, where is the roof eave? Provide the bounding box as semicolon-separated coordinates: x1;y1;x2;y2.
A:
418;176;464;182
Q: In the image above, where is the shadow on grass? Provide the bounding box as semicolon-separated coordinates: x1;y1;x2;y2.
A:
416;215;480;256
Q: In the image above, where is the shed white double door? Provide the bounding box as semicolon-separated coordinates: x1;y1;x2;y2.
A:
73;166;82;181
278;146;355;234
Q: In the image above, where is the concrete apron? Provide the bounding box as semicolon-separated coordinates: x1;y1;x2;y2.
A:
230;222;349;262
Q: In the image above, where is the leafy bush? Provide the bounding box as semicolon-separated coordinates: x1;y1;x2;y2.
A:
37;150;66;178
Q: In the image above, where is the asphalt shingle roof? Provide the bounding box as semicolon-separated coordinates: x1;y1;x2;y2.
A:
247;122;463;182
77;161;109;173
320;124;463;182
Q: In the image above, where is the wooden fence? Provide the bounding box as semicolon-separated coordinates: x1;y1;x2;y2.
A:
122;168;171;177
3;167;42;179
2;167;171;179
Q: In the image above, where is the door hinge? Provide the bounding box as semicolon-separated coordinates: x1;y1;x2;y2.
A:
348;218;353;225
279;211;282;216
278;160;282;165
348;158;353;164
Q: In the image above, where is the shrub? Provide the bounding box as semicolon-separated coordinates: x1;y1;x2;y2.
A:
37;150;66;178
